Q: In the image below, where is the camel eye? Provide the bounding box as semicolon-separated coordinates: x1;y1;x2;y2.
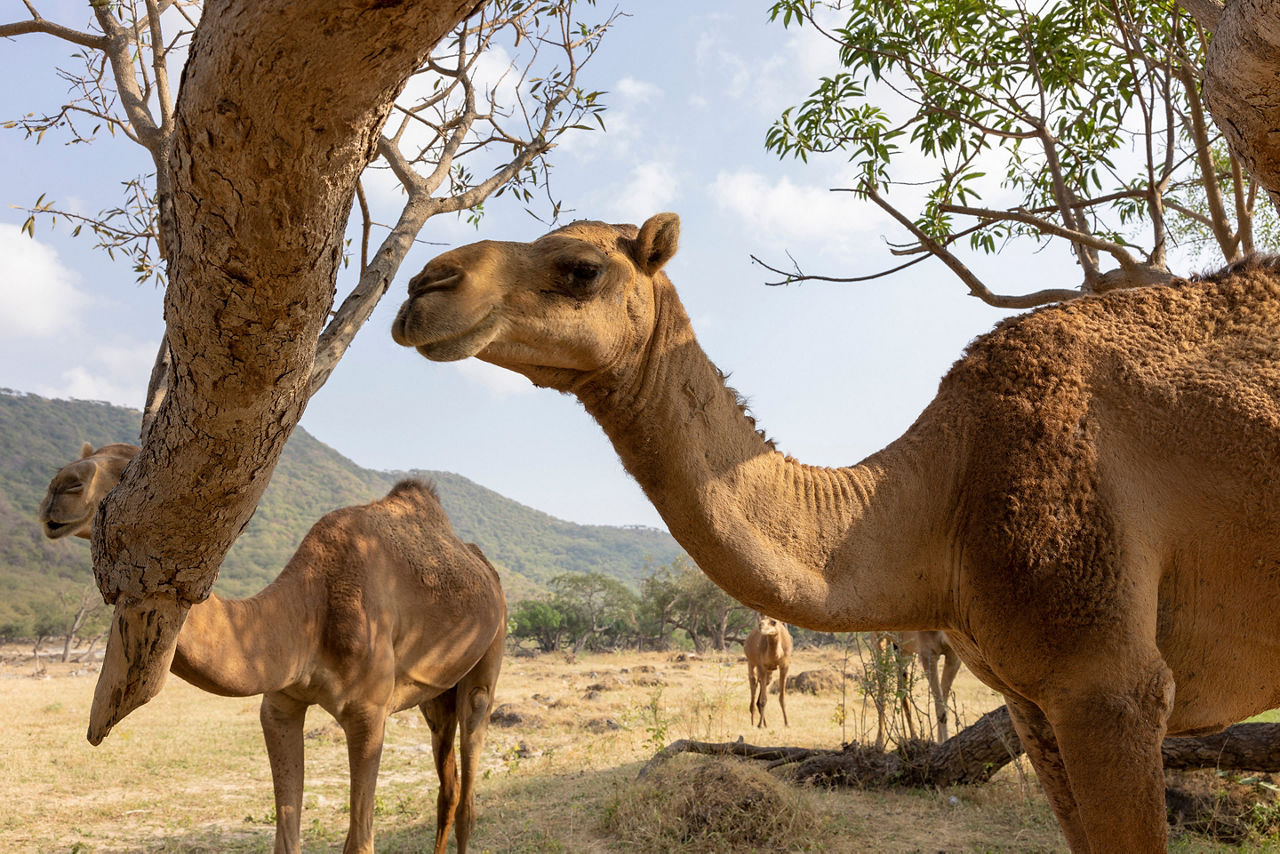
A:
554;258;603;297
64;484;84;494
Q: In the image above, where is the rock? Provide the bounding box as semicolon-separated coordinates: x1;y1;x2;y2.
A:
787;669;844;695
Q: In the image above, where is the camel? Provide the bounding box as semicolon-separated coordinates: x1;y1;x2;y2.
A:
390;212;1280;852
744;615;792;728
883;630;962;743
37;442;137;539
40;445;505;854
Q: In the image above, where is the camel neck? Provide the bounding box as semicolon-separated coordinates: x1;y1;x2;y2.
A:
172;582;313;697
578;279;961;632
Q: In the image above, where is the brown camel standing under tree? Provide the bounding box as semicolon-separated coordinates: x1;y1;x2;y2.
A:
744;615;792;728
390;213;1280;852
41;446;504;854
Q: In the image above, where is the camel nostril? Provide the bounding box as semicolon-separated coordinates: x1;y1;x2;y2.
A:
409;266;465;297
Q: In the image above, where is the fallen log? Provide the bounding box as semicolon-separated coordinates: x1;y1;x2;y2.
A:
644;707;1280;789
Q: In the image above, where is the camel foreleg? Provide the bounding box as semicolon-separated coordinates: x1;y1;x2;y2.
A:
1043;658;1174;853
755;668;772;728
936;649;961;742
777;662;790;727
260;692;307;854
896;658;918;741
747;664;761;727
338;703;388;854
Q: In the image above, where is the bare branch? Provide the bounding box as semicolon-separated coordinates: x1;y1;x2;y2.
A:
750;251;934;286
866;185;1083;309
939;202;1145;272
1231;152;1255;255
0;17;107;50
91;4;164;158
1175;62;1239;260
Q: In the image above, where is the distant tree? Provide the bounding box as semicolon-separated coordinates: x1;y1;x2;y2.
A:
30;605;61;674
551;571;637;654
55;582;108;663
509;598;567;653
763;0;1276;304
662;556;753;654
637;563;681;650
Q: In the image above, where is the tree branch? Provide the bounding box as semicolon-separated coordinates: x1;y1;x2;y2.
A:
939;202;1146;272
1176;0;1223;32
0;17;107;50
864;185;1083;308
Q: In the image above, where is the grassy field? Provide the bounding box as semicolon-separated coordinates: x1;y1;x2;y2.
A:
0;642;1268;853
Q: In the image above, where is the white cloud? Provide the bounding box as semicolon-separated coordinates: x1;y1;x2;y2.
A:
616;76;661;104
606;161;681;224
0;224;89;338
454;359;536;398
711;169;887;248
362;44;520;216
35;342;156;409
694;32;753;101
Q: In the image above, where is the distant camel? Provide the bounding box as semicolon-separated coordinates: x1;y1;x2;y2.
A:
41;444;505;854
886;631;963;743
390;213;1280;851
744;615;792;728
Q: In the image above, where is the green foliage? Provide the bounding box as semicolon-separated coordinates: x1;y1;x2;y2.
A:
509;598;567;652
0;390;687;632
550;570;638;652
766;0;1266;274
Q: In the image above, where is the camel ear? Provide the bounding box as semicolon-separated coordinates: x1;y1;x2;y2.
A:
632;213;680;275
80;442;95;459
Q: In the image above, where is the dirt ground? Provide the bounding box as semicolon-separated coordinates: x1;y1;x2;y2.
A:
0;640;1256;852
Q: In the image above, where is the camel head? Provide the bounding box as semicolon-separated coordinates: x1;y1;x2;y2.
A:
757;615;783;638
38;442;139;539
391;213;680;389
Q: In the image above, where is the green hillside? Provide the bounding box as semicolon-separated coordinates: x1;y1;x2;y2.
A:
0;389;684;635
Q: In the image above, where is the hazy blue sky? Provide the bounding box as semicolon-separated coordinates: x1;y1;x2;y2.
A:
1;2;1089;528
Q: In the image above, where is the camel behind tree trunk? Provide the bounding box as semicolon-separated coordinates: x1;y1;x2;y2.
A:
744;615;792;728
391;213;1280;852
41;447;505;854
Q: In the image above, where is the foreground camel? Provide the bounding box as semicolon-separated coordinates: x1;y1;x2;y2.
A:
744;615;792;728
391;212;1280;852
41;446;505;854
886;631;962;743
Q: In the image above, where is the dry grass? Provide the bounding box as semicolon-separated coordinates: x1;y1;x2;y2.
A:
1;642;1263;852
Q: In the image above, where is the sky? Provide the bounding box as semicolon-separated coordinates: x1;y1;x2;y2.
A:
0;1;1090;529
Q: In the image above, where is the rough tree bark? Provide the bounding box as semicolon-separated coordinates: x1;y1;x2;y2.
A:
1199;0;1280;208
86;0;486;745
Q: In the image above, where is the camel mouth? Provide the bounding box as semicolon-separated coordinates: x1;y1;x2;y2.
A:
42;517;87;540
403;309;501;362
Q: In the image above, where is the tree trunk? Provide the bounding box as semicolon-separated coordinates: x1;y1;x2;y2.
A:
647;707;1280;788
87;0;486;745
1202;0;1280;208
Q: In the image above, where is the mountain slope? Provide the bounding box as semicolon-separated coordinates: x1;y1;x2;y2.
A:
0;390;683;633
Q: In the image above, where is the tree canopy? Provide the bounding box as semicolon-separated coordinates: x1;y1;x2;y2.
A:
763;0;1277;305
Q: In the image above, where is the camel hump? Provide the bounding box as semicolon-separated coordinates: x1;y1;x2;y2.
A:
386;477;441;506
378;478;453;530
